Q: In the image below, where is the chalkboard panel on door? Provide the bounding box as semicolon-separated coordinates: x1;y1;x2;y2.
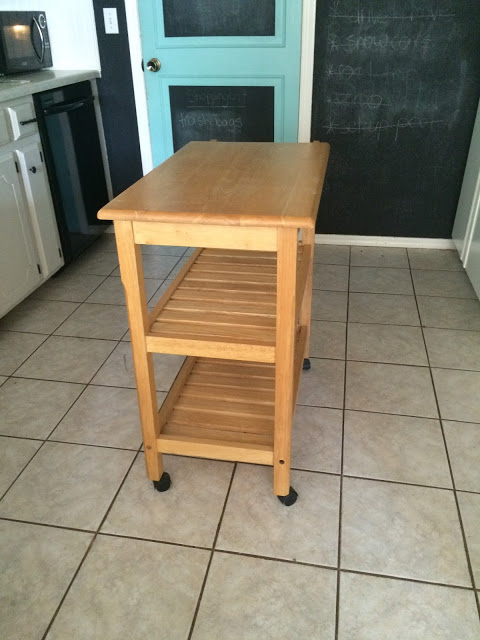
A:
170;86;274;151
311;0;480;238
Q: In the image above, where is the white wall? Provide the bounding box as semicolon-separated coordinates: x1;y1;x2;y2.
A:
1;0;100;70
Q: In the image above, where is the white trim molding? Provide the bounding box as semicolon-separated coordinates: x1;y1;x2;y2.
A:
298;0;316;142
315;234;456;249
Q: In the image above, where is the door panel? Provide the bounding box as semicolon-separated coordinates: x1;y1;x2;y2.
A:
0;152;41;317
139;0;302;165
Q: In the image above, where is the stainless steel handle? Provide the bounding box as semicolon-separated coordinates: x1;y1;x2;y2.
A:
32;16;45;63
146;58;161;72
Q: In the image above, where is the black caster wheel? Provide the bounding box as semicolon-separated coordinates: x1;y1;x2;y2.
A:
153;472;171;493
303;358;311;371
277;487;298;506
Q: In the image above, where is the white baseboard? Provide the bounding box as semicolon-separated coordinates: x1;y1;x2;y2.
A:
315;234;455;249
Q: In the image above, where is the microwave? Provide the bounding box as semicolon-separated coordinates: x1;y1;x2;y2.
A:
0;11;52;75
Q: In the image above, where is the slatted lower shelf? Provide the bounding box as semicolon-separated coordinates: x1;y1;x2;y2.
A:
157;357;275;465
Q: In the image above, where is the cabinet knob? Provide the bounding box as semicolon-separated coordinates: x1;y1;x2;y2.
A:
29;166;37;174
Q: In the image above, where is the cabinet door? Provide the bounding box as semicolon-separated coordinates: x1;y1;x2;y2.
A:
0;152;41;317
16;139;64;277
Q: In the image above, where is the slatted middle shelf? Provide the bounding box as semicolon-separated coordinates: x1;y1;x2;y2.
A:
145;247;305;362
157;357;275;464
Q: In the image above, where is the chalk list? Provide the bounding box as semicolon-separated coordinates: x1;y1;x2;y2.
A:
169;86;274;152
311;0;480;237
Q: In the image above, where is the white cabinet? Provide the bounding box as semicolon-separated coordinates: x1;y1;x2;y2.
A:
0;95;64;318
0;151;42;315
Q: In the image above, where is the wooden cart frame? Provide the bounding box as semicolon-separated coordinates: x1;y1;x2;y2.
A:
99;141;329;505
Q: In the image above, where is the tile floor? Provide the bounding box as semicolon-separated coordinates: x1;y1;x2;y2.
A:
0;240;480;639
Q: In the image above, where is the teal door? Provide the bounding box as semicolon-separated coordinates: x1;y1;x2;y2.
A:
138;0;303;166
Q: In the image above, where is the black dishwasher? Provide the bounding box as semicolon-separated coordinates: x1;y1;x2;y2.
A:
34;81;110;264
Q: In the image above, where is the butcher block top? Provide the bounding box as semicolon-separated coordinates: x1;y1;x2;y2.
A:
98;141;330;229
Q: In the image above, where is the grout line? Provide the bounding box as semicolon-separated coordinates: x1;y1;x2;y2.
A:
187;462;237;640
406;251;480;615
0;516;96;535
334;245;350;639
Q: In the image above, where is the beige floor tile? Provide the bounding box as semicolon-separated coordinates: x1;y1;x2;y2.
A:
432;369;480;423
91;342;184;391
66;250;119;276
167;256;189;278
102;456;233;547
351;246;409;268
0;378;84;439
112;254;179;279
217;465;340;565
347;322;427;366
424;328;480;371
54;303;129;340
314;244;350;265
457;492;480;588
0;376;6;386
297;358;345;408
338;572;480;640
313;264;349;291
350;267;413;295
85;276;161;306
291;406;343;473
148;279;174;308
346;361;438;418
192;553;337;640
309;320;346;359
141;244;186;256
407;248;464;271
311;290;348;322
444;421;480;492
0;299;79;334
49;386;164;450
341;477;470;585
0;436;41;495
0;331;46;375
343;411;451;487
0;442;135;530
412;270;477;298
15;336;116;384
348;293;419;326
417;296;480;331
31;272;105;302
46;535;208;640
0;520;92;640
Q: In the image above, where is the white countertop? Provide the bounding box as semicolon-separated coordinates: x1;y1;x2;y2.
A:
0;69;100;102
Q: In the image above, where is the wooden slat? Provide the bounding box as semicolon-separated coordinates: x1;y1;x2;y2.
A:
166;298;276;317
194;360;274;377
146;335;275;363
184;271;276;285
188;372;274;391
158;435;273;465
157;309;275;329
162;422;273;446
172;288;276;304
170;408;273;434
191;262;277;275
202;248;276;259
181;385;274;406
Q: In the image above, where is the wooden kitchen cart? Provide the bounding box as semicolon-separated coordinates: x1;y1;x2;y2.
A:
98;141;329;505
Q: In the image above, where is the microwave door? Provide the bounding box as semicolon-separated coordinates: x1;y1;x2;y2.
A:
31;16;44;62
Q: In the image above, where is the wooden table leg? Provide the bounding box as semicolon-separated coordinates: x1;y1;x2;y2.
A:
274;227;298;501
114;221;164;484
300;227;315;363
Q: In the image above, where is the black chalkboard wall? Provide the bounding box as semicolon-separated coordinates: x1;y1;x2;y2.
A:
311;1;480;237
170;86;274;151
